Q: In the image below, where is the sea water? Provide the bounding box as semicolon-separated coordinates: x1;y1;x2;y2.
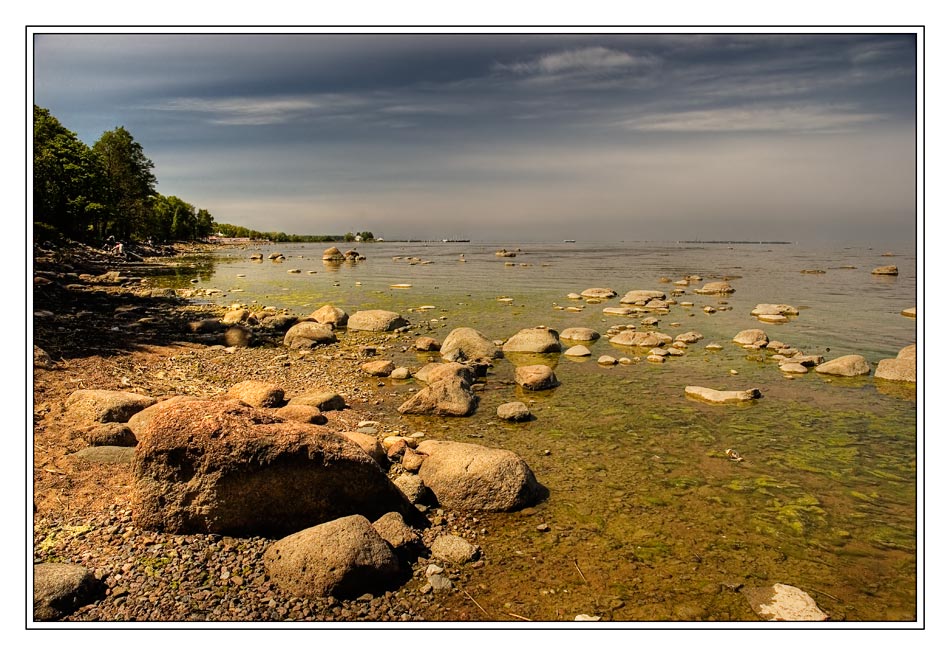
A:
152;240;919;621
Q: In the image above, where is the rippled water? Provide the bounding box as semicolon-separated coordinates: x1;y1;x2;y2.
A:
152;240;918;622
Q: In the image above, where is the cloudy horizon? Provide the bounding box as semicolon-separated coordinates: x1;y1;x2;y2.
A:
32;32;918;243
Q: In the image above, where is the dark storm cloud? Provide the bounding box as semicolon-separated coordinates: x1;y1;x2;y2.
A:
32;31;917;241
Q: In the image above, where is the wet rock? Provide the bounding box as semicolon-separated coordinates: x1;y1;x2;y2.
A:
603;307;635;316
497;401;533;421
514;364;559;390
347;310;409;332
674;331;703;344
598;355;618;366
362;360;396;377
564;345;592;357
414;336;441;352
608;330;665;348
751;303;799;317
310;304;349;327
502;327;561;353
414;362;475;385
619;289;666;305
264;515;400;599
780;363;809;374
757;314;789;324
560;327;600;342
733;329;769;346
815;355;871;377
33;563;105;621
743;583;828;621
131;399;415;535
580;288;617;299
390;367;411;380
685;386;761;404
322;247;345;261
705;343;723;351
440;327;502;361
872;265;898;276
65;390;156;424
283;322;338;349
431;534;478;564
874;345;916;383
694;281;735;295
417;440;545;511
288;390;347;411
226;380;285;408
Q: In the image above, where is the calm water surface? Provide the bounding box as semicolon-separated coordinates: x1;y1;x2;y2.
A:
153;241;919;622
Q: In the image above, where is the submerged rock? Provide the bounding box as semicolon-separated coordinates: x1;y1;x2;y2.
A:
742;583;828;621
751;303;799;317
514;364;559;390
874;345;916;383
685;386;761;404
563;345;592;357
580;288;617;299
619;289;666;305
872;265;898;276
497;401;533;421
694;281;735;295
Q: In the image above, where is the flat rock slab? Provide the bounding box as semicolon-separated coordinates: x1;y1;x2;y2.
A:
685;386;761;404
742;583;828;621
72;446;136;464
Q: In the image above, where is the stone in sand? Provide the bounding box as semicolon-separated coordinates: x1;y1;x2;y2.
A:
33;563;105;621
264;515;400;600
347;310;408;332
283;321;337;349
362;360;396;377
431;534;479;565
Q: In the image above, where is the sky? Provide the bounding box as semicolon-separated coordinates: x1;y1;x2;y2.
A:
31;30;919;243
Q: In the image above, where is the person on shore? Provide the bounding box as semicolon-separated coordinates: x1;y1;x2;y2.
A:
112;242;124;257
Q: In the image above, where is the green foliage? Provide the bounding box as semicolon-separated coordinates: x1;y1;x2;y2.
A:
92;126;157;241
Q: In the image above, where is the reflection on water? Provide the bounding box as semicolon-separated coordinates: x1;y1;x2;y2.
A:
149;241;918;621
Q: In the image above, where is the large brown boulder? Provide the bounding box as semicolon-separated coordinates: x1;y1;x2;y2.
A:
65;390;156;424
440;327;501;361
283;321;338;349
127;396;198;437
264;515;400;599
416;440;545;511
130;399;415;536
502;327;561;353
347;310;408;332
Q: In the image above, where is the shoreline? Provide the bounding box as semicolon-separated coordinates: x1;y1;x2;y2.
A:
32;242;498;623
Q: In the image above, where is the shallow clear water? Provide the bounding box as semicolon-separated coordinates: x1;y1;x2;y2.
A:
152;241;918;621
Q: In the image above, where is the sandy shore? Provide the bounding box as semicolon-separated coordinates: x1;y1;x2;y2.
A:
32;241;492;623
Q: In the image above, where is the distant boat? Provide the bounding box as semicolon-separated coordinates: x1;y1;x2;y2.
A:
564;239;576;243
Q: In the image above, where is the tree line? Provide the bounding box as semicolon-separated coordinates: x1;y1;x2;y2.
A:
33;106;375;246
